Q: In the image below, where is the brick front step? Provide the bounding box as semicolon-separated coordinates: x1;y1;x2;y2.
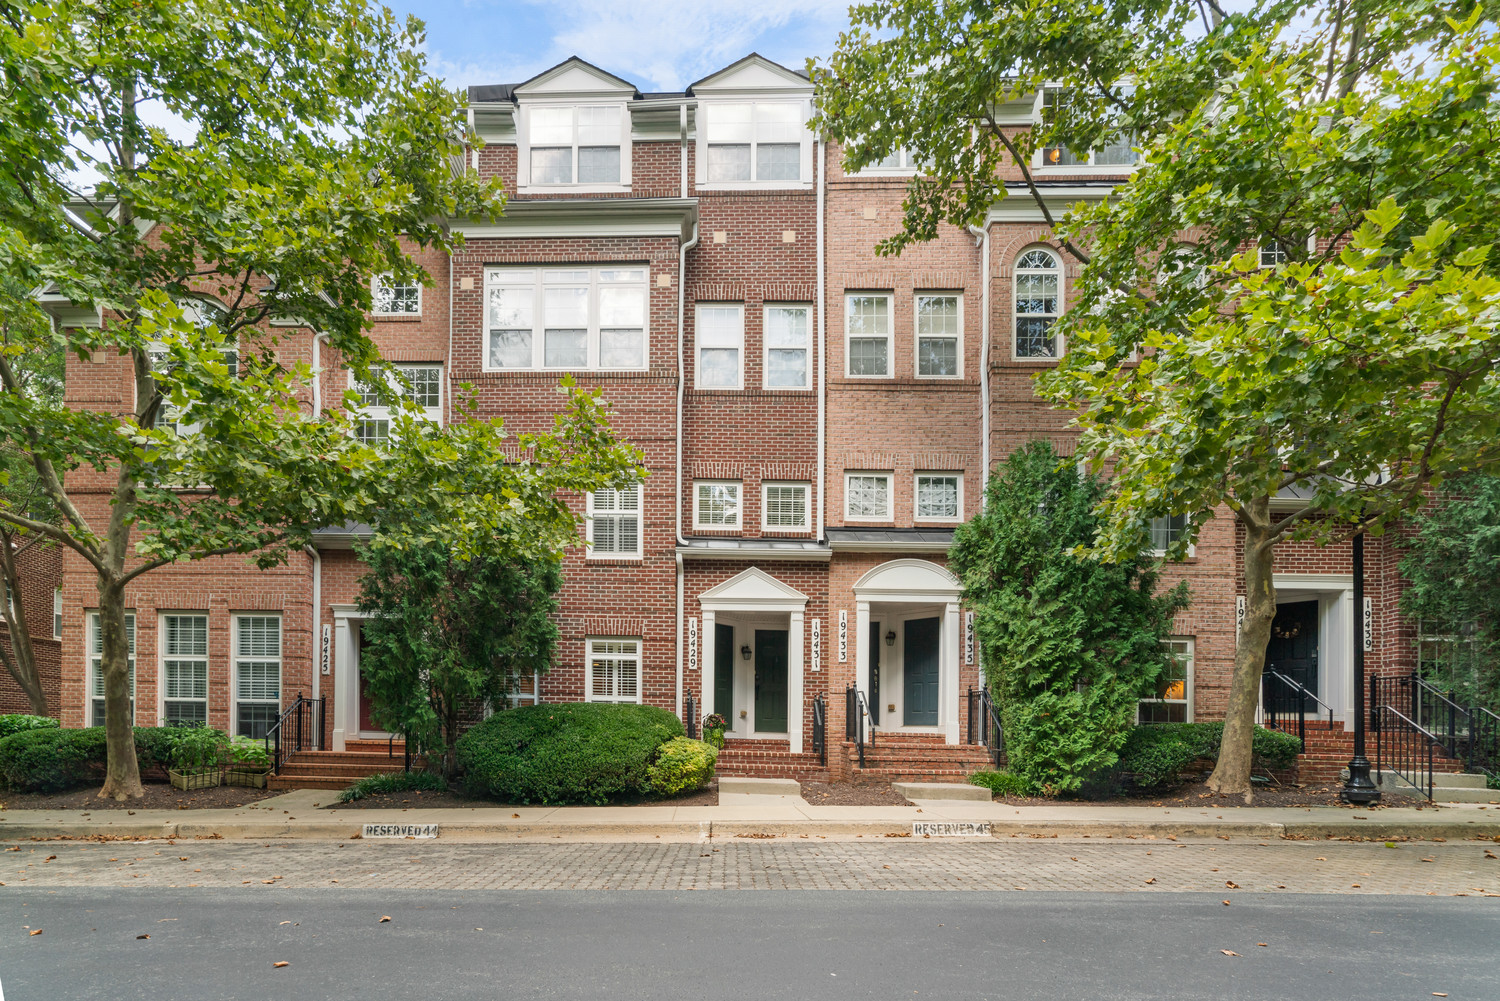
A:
270;750;416;790
715;746;829;782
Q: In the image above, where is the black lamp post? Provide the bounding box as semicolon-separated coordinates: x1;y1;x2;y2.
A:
1342;531;1381;804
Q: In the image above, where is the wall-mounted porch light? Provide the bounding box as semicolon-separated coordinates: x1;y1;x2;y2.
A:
740;644;753;660
885;630;897;647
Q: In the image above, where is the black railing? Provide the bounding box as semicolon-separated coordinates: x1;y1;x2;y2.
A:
844;685;871;769
684;693;698;740
1471;706;1500;778
1410;675;1470;763
1261;670;1335;750
811;693;826;766
966;686;1005;768
1373;701;1437;801
263;692;325;774
1372;672;1500;777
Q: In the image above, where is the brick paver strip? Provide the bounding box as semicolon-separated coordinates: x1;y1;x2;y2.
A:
4;839;1496;895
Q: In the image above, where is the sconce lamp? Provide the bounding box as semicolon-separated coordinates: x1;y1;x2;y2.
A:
740;644;753;661
885;630;896;647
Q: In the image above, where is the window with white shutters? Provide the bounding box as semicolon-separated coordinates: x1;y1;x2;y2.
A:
587;638;641;703
588;483;643;559
235;615;281;738
762;482;809;531
694;481;740;530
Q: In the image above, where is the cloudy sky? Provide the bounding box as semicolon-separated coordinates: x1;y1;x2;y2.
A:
387;0;853;92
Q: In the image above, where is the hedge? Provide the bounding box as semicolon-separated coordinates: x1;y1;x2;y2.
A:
1118;722;1302;789
337;770;449;803
968;770;1035;797
0;725;231;793
456;702;685;804
0;715;59;740
646;737;717;797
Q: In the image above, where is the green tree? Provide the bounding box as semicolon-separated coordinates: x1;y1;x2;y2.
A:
356;538;564;779
0;0;644;800
817;2;1500;797
950;442;1189;795
1399;475;1500;711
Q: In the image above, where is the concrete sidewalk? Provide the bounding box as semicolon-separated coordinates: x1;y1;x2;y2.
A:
4;788;1500;842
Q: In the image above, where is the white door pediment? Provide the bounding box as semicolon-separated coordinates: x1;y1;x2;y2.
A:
699;566;808;611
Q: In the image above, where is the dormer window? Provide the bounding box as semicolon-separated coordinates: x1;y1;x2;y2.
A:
703;102;804;184
528;105;623;186
1038;87;1138;168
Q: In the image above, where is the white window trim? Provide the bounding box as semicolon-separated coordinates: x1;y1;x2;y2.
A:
844;471;893;523
53;588;63;639
1030;86;1143;174
913;293;963;380
693;480;742;531
1258;239;1288;268
851;147;918;176
695;302;745;390
695;97;815;191
159;612;210;727
231;614;282;738
914;472;964;524
1013;247;1065;362
517;100;632;194
586;483;644;560
87;610;136;727
761;481;811;533
141;329;240;437
1139;637;1194;723
585;637;643;704
761;303;812;390
1148;514;1197;558
348;365;444;443
844;292;893;378
506;670;541;708
371;273;422;316
483;266;651;373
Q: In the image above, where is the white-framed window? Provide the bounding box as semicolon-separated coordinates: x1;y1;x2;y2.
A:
162;613;209;726
586;638;642;703
526;104;624;186
485;267;648;372
1014;248;1063;359
234;615;281;739
763;304;811;389
915;473;962;521
845;472;892;521
703;102;804;184
350;364;443;445
587;483;643;559
696;303;744;389
1259;240;1288;268
1037;86;1138;168
846;293;892;376
507;671;540;708
88;611;135;727
915;294;961;377
854;147;918;174
1140;638;1194;724
1149;514;1191;556
762;481;810;532
694;480;741;531
144;306;239;436
372;274;421;315
54;588;63;639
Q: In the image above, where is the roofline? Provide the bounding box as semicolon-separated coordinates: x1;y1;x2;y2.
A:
685;51;811;95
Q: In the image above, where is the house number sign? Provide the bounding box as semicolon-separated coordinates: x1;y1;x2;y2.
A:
838;610;848;663
964;612;975;665
320;624;331;676
1362;597;1373;652
811;618;821;672
688;617;698;676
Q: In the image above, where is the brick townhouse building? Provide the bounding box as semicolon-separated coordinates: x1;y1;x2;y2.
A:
25;53;1436;785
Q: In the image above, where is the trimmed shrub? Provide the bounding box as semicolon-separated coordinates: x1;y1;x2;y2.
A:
0;727;105;793
227;736;271;771
337;770;449;803
647;737;717;797
1118;723;1304;789
456;702;685;805
132;726;185;779
170;727;229;772
0;715;59;739
968;770;1034;797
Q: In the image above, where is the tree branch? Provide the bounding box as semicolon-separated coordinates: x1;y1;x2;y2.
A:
0;510;105;573
984;111;1093;265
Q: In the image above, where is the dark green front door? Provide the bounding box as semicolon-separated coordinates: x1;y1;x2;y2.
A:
754;629;789;733
903;617;940;726
714;623;735;723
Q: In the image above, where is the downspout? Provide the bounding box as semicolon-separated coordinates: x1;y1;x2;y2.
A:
816;134;826;542
674;102;699;720
967;222;990;508
308;330;331;714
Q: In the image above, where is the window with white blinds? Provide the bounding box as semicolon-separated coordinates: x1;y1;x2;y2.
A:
88;612;135;727
235;615;282;738
587;483;642;559
587;638;641;703
763;482;809;531
162;614;209;725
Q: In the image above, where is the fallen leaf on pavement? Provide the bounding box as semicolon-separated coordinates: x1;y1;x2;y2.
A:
1144;878;1156;884
1421;857;1436;863
1222;900;1231;906
1225;881;1239;889
29;929;41;936
1433;993;1448;997
1257;943;1268;948
1220;950;1239;957
279;921;291;926
273;961;289;968
379;916;391;923
136;934;149;940
1315;857;1326;861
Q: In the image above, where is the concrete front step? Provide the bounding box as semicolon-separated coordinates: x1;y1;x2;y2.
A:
719;776;802;796
268;774;372;791
1377;771;1497;802
891;781;990;801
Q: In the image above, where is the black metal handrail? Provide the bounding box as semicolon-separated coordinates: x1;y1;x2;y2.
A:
263;692;325;774
811;692;826;766
845;685;870;769
684;693;698;740
1470;705;1500;778
1409;674;1472;762
965;686;1005;768
1374;702;1438;801
1261;670;1335;750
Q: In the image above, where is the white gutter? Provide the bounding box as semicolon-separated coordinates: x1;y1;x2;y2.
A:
674;203;701;723
816;135;827;541
305;544;322;738
680;104;688;200
967;223;990;506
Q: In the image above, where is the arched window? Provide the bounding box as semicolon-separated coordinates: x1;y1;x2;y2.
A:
1014;248;1062;359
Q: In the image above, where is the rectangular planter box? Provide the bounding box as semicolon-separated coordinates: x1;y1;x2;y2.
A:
224;768;270;789
168;768;222;791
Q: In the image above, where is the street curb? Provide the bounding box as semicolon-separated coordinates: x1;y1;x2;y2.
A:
3;815;1497;843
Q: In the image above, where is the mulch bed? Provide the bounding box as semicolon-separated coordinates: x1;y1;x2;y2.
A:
800;781;912;806
989;780;1360;809
323;780;720;810
0;782;281;812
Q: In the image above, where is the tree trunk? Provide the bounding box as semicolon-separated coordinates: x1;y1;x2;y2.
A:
96;581;143;801
1207;499;1277;801
0;535;48;715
